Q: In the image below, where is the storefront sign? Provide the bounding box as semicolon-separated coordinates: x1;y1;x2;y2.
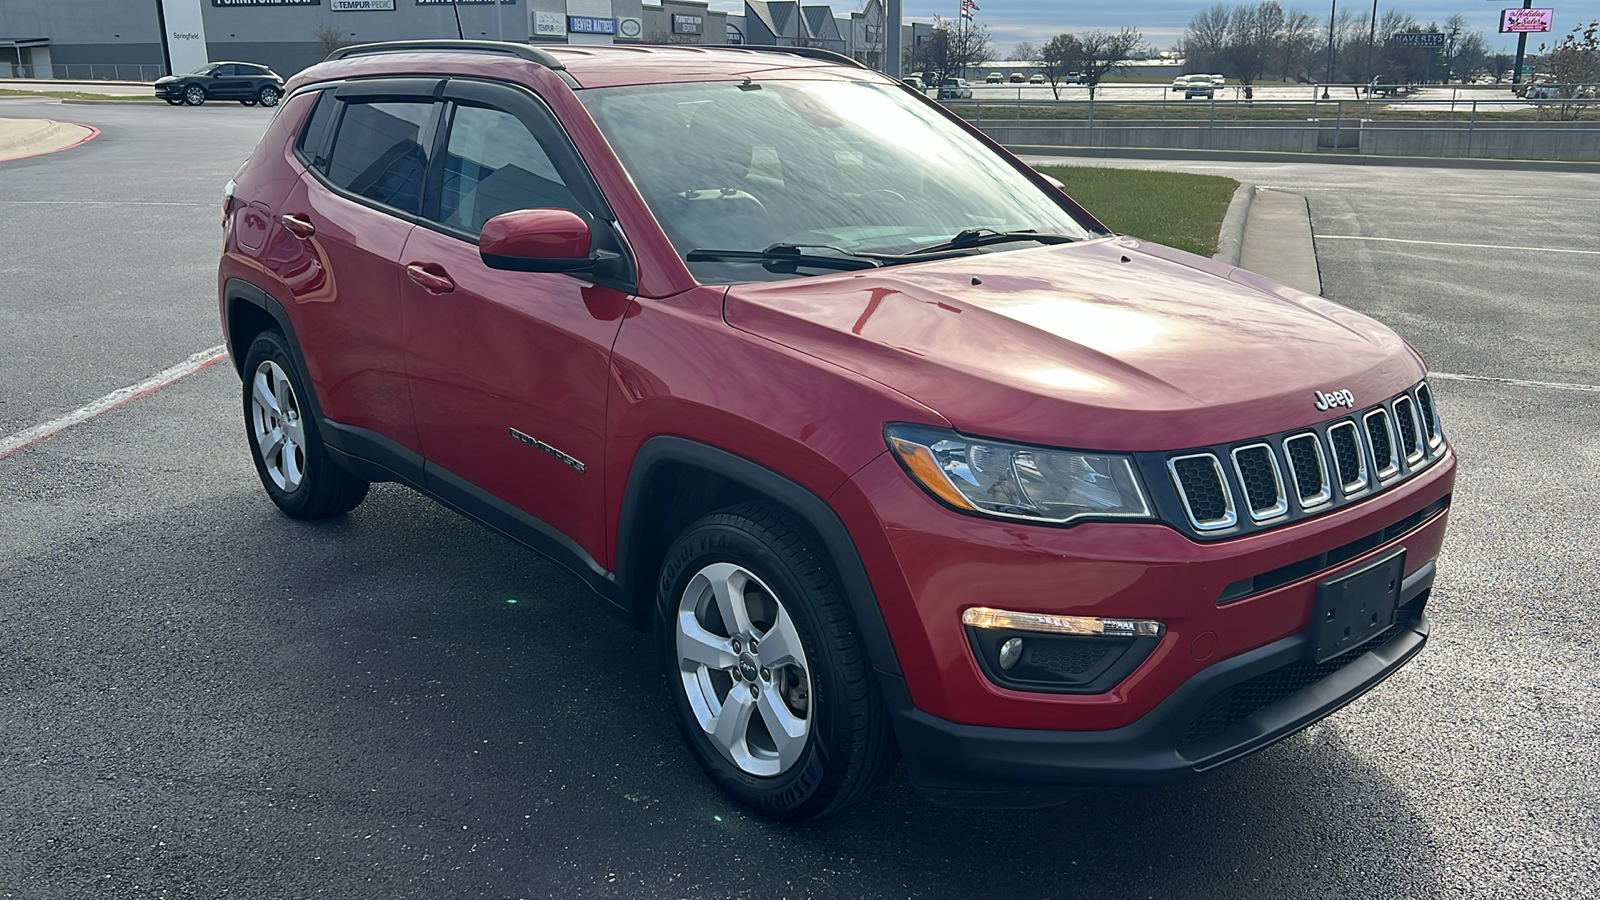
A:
568;15;616;34
416;0;513;4
535;10;567;35
213;0;320;6
672;13;703;34
1500;8;1554;33
332;0;394;9
617;16;643;38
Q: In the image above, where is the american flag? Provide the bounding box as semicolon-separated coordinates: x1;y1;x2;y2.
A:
959;0;979;20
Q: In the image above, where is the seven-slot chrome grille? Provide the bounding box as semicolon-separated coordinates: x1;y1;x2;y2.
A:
1158;382;1445;537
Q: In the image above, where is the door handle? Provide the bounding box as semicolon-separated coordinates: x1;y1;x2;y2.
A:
405;263;455;294
279;214;316;239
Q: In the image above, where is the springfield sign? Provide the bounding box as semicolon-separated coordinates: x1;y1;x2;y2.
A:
1500;8;1554;33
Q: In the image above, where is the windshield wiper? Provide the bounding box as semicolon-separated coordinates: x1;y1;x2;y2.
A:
906;228;1077;256
686;243;884;272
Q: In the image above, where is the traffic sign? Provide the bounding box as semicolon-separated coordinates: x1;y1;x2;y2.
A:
1394;32;1446;47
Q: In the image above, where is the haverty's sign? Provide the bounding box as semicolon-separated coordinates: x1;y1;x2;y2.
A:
1500;8;1554;33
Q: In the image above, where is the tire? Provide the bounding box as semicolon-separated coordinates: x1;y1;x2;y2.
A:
164;97;183;106
258;86;281;108
183;84;205;106
656;502;894;822
239;99;257;106
241;330;369;519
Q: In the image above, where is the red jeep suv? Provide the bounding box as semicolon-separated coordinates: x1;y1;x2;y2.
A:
219;41;1454;821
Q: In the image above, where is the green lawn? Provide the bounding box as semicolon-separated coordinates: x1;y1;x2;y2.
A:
1037;165;1238;257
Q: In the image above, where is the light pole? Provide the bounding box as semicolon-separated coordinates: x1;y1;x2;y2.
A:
1323;0;1337;98
1366;0;1378;84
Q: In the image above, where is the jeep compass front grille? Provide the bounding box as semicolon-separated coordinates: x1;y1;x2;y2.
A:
1157;383;1445;538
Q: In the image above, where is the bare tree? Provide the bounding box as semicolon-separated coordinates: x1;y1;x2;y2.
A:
1182;4;1232;74
1219;2;1286;95
313;24;352;59
1008;41;1038;62
1040;33;1082;99
918;16;994;87
1069;27;1146;100
1279;8;1319;80
1536;19;1600;119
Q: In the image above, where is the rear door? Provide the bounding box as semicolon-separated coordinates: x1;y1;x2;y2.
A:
399;78;633;565
270;79;442;457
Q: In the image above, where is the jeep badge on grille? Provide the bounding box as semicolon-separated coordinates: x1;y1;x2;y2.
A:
1314;389;1355;411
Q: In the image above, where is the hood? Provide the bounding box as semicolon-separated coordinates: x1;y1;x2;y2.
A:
156;75;176;84
723;237;1425;451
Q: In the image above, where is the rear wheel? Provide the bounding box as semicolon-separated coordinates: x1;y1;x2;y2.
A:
257;86;280;107
657;503;894;821
241;330;368;519
183;84;205;106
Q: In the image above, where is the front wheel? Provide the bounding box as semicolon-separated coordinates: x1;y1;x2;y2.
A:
241;330;369;519
183;84;205;106
657;503;894;822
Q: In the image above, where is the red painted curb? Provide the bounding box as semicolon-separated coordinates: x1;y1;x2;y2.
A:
0;123;101;163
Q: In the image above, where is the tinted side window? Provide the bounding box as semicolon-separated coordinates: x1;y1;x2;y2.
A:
436;104;582;234
213;64;237;76
296;91;337;171
325;101;432;215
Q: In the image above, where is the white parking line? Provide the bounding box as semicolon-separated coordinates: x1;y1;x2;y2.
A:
1429;372;1600;393
0;346;229;460
1317;235;1600;256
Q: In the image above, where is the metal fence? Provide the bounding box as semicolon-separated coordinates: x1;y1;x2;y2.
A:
950;89;1600;162
2;64;165;82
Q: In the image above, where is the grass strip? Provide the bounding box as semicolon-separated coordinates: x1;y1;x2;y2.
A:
1036;165;1238;257
0;89;162;102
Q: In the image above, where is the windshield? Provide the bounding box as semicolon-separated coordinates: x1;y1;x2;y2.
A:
189;64;217;75
580;79;1098;282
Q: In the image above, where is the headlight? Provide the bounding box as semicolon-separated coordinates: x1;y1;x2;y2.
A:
885;424;1153;524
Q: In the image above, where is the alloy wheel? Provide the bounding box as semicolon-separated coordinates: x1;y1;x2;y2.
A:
676;562;812;777
249;360;307;493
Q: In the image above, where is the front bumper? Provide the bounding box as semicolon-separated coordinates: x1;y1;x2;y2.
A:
154;83;183;99
890;562;1434;807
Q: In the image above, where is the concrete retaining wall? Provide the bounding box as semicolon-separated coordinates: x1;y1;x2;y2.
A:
975;117;1600;161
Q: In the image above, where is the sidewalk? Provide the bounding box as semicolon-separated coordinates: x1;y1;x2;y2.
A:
0;116;98;162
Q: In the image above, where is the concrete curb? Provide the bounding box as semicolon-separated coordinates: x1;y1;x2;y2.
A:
1238;188;1323;297
0;118;98;162
1006;143;1600;174
0;118;58;152
1212;181;1254;266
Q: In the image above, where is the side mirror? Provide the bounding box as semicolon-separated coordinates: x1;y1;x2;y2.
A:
1040;174;1066;191
480;208;600;273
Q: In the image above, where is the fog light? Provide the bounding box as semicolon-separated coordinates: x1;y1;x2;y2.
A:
962;606;1164;638
998;637;1024;670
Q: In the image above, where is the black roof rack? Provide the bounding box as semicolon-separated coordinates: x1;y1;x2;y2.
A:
694;44;866;70
328;40;565;70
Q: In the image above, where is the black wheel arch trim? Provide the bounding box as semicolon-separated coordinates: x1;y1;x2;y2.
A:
223;278;325;423
617;435;903;678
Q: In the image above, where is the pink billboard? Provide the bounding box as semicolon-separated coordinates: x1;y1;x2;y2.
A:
1500;8;1554;33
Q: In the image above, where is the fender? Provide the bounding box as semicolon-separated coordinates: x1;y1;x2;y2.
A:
617;436;903;679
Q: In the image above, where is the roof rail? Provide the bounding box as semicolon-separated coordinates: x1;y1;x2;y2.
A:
696;44;866;70
328;40;566;70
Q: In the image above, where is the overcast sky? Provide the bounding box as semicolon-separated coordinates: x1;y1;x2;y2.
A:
721;0;1592;56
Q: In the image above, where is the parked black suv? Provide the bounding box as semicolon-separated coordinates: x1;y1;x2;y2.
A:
155;62;285;107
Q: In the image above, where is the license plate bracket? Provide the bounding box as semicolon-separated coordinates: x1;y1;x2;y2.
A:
1310;548;1405;664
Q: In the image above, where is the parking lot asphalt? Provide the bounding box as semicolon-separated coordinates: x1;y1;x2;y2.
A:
2;100;1597;899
